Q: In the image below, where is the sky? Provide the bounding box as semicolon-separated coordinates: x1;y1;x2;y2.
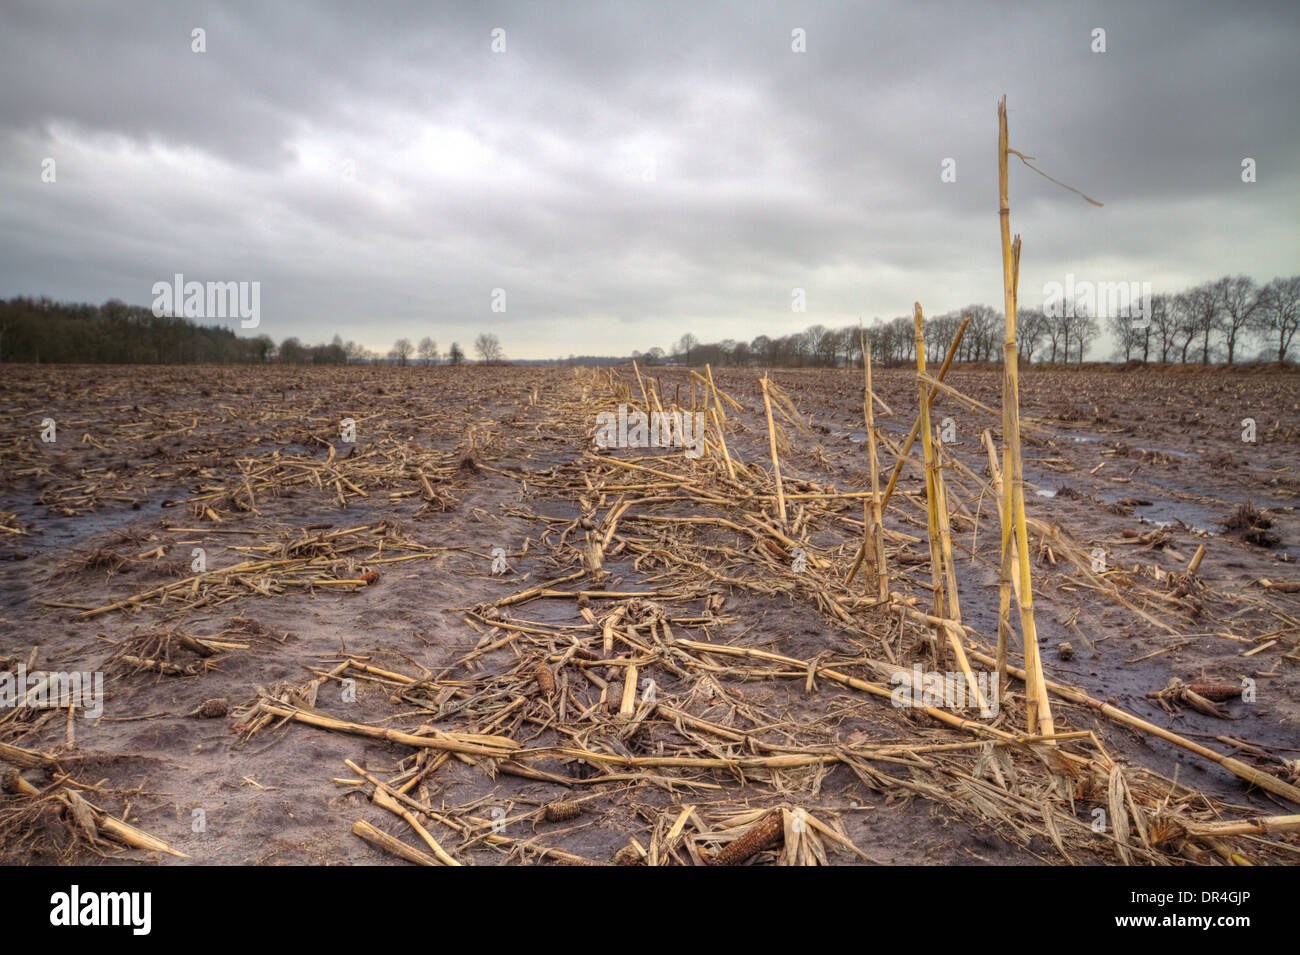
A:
1;1;1297;360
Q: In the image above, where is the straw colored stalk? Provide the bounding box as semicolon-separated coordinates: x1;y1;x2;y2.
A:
760;375;787;527
982;429;1019;698
702;366;739;479
913;306;947;655
977;428;1181;639
619;663;639;718
3;769;40;796
460;815;608;865
670;639;1107;776
256;703;518;757
46;789;189;858
703;365;725;426
0;740;59;769
708;405;736;480
692;365;745;417
353;819;439;866
968;648;1300;805
631;360;652;416
878;315;970;511
916;374;1010;427
997;95;1053;736
1181;815;1300;837
371;785;463;865
907;309;985;708
932;431;987;712
931;433;961;624
862;327;887;601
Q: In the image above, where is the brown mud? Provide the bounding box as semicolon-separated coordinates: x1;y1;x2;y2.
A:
1;363;1297;866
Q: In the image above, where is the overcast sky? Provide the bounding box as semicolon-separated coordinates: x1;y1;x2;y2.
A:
2;1;1297;359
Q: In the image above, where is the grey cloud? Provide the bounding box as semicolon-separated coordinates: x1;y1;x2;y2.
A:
1;0;1297;357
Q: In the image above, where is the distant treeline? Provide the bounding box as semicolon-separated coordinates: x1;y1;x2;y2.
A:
0;297;283;364
638;274;1299;368
4;272;1297;366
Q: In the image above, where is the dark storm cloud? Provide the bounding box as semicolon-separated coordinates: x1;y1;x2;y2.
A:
1;0;1297;358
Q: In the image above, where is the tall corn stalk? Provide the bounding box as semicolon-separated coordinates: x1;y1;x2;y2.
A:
913;305;945;661
913;305;986;708
860;326;888;602
997;96;1054;735
760;375;787;528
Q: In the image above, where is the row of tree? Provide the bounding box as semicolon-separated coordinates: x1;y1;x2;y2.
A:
0;297;510;366
1108;275;1299;364
636;274;1298;368
5;273;1295;366
0;297;273;364
384;334;502;365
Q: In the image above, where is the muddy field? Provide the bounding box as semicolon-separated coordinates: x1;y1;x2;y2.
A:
1;362;1297;866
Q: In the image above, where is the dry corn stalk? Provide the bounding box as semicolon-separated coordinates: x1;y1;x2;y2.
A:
997;95;1053;736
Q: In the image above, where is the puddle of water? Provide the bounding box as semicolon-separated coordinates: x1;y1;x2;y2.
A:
1023;469;1221;537
0;487;183;555
1063;431;1200;460
1145;517;1212;535
1107;494;1216;535
1133;446;1199;460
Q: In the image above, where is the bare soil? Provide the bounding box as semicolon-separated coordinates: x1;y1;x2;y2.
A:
1;363;1297;866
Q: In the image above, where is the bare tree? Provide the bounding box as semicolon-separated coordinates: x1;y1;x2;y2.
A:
1107;310;1143;361
417;336;438;365
1043;308;1067;362
979;305;1005;362
1043;286;1073;363
606;273;1292;369
839;327;861;368
919;312;954;363
1215;275;1261;364
1134;298;1153;363
1148;294;1176;362
1254;275;1300;361
448;341;465;365
1170;292;1200;363
891;315;915;364
1183;282;1224;365
1016;308;1047;362
1068;308;1099;362
390;337;413;366
803;325;834;366
474;333;503;363
675;333;699;366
